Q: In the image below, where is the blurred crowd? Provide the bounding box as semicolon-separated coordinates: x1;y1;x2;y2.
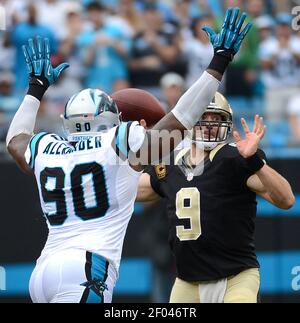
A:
0;0;300;150
0;0;298;303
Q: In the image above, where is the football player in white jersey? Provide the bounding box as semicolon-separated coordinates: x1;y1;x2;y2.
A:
6;8;252;303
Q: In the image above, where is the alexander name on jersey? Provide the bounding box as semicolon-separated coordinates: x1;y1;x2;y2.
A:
42;135;103;155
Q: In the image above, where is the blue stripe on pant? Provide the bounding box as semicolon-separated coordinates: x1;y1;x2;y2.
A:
86;287;103;303
80;252;109;303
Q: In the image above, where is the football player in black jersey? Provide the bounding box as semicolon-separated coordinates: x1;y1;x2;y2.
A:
137;92;295;303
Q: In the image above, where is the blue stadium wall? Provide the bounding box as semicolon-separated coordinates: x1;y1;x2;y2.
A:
0;155;300;303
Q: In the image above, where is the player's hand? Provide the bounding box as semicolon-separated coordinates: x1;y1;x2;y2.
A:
22;36;69;88
233;115;266;158
202;7;252;60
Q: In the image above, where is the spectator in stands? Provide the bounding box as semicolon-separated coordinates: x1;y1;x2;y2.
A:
181;14;214;87
170;0;222;38
259;13;300;122
118;0;144;36
0;107;7;143
129;3;181;97
0;72;20;140
171;0;192;38
135;0;174;22
37;0;70;41
1;0;28;28
189;0;222;19
60;6;83;60
160;72;185;112
222;0;244;13
0;72;20;111
10;2;57;95
32;94;66;135
77;1;131;93
40;7;84;135
255;15;275;42
247;0;265;19
107;0;143;40
0;32;15;73
273;0;292;14
57;6;84;96
254;15;275;98
287;94;300;144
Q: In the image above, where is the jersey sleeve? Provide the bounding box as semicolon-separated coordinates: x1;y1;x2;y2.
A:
113;121;146;160
144;166;165;198
24;132;50;169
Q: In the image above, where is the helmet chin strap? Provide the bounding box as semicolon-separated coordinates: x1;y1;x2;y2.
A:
191;140;205;150
203;142;220;151
192;140;225;151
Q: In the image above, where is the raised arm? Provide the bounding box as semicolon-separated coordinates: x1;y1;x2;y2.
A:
131;8;253;168
6;36;69;174
136;173;161;203
247;166;295;210
233;115;295;210
153;7;252;133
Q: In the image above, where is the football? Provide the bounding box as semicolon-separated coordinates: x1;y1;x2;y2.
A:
111;88;166;126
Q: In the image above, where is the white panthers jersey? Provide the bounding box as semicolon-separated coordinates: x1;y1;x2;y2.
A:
25;122;145;278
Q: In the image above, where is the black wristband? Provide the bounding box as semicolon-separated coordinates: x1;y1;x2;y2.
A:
245;153;265;173
27;75;49;101
207;50;234;75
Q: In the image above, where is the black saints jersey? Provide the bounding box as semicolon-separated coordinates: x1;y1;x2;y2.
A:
146;143;267;282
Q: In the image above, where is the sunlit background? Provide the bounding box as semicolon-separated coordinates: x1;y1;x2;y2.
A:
0;0;300;303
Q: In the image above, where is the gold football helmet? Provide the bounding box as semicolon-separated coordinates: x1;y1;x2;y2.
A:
192;92;233;151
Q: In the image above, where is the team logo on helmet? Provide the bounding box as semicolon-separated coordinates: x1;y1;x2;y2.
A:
62;89;121;142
